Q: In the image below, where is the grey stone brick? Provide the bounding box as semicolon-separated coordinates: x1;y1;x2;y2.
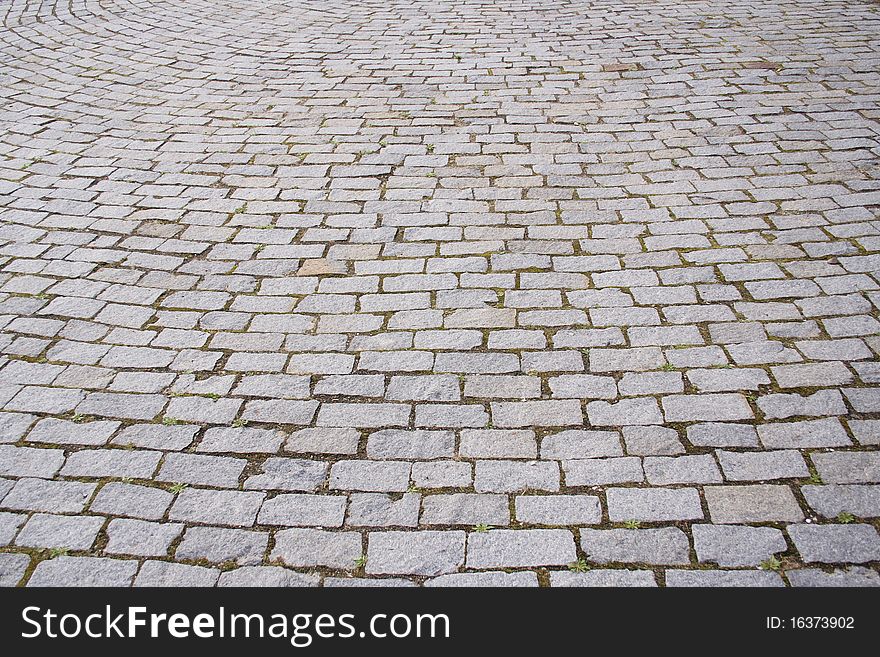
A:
619;371;683;396
466;529;576;568
564;457;643;486
6;386;85;414
411;461;472;489
717;449;810;481
257;494;346;527
849;420;880;446
415;403;488;428
474;460;559;492
787;567;880;587
515;495;601;525
244;458;327;491
758;390;846;420
175;526;268;566
606;487;703;521
771;362;854;389
686;368;769;392
0;553;30;587
622;426;685;455
705;485;803;524
169;488;265;527
15;513;103;550
317;403;410;428
812;451;880;484
662;393;753;422
789;524;880;563
589;347;665;372
801;485;880;518
272;529;362;569
644;454;722;484
2;478;96;513
587;398;662;426
112;424;198;451
386;375;460;401
758;418;851;448
692;525;787;567
313;374;385;399
198;427;284;453
426;571;539;587
0;445;64;478
687;423;759;448
60;449;161;479
347;493;420;527
324;577;417;587
548;374;617;399
0;412;36;444
26;418;119;446
367;531;465;575
241;400;318;425
218;566;320;587
550;570;657;587
580;527;690;565
76;392;166;421
330;460;411;492
464;375;542;399
285;428;361;455
460;429;536;459
134;561;220;587
541;430;622;459
491;400;583;427
158;453;246;488
420;493;509;526
665;570;784;587
89;483;173;520
27;556;138;587
0;512;26;546
105;519;183;556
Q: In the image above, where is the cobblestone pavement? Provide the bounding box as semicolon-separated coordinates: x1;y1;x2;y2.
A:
0;0;879;588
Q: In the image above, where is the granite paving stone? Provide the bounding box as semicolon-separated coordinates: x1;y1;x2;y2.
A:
0;0;877;587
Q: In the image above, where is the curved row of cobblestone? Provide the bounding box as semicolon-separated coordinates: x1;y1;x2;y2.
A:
0;0;879;587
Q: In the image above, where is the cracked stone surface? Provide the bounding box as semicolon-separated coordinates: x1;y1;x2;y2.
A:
0;0;879;587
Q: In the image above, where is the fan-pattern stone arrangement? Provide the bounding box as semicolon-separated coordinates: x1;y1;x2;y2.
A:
1;0;879;587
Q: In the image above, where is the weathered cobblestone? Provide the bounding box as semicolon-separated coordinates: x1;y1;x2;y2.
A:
789;524;880;564
466;529;576;568
665;571;784;588
175;527;268;566
272;529;362;569
692;525;787;567
0;0;878;587
367;531;465;576
580;528;690;565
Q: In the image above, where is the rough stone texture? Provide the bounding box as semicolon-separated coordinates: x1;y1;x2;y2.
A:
271;529;362;569
705;485;804;524
0;552;31;587
550;570;657;587
217;567;320;588
788;524;880;564
134;561;220;587
665;571;784;587
175;527;269;566
787;567;880;588
580;528;690;565
0;0;878;586
27;557;138;587
366;531;465;575
692;525;787;567
426;571;540;587
606;488;703;522
466;529;576;568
